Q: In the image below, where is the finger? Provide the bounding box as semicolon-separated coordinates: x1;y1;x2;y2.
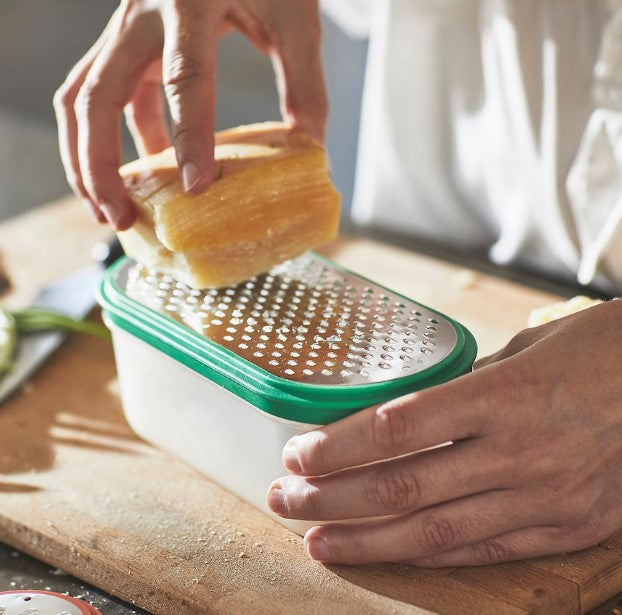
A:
269;0;327;142
282;369;492;476
162;1;221;194
473;324;554;370
408;525;576;567
269;438;511;521
76;13;161;230
302;489;545;565
124;59;170;156
54;14;119;222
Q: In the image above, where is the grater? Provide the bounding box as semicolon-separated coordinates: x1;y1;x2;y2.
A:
101;253;476;424
99;253;477;532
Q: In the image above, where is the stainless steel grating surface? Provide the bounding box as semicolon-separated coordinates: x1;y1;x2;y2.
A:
120;254;458;386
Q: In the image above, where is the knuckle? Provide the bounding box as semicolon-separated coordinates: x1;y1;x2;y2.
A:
372;402;413;452
416;515;459;553
505;328;532;353
74;81;104;118
296;431;327;473
368;467;421;513
299;484;322;519
170;125;194;151
65;171;86;197
121;0;145;15
117;0;149;28
471;539;513;565
53;82;76;112
163;52;204;96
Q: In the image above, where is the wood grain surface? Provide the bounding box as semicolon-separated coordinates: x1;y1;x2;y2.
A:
0;198;621;615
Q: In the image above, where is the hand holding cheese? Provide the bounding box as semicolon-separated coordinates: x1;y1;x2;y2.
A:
118;122;340;288
270;299;622;567
54;0;326;229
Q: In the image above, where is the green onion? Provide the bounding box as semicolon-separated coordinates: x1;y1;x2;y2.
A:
11;307;111;340
0;308;17;374
0;306;110;378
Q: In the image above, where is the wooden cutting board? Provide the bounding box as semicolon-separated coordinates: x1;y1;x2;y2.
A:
1;198;621;615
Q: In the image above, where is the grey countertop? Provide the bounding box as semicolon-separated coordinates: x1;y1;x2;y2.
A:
0;541;149;614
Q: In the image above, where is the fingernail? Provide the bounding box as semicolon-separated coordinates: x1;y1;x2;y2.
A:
182;161;202;192
306;536;331;562
268;486;289;517
283;439;302;473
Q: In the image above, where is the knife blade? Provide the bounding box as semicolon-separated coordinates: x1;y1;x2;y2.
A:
0;237;124;405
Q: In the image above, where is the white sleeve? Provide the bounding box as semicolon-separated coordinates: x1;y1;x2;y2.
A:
567;1;622;289
320;0;373;39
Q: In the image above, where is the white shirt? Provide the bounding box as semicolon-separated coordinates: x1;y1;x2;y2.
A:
323;0;622;294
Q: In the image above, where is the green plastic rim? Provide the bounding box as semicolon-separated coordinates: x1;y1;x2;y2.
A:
99;256;478;424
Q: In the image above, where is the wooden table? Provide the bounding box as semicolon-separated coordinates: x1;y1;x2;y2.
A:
1;198;622;615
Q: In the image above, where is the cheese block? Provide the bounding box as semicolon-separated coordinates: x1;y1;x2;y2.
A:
527;295;603;327
118;122;341;288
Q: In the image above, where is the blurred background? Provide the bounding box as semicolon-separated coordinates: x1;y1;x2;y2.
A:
0;0;367;221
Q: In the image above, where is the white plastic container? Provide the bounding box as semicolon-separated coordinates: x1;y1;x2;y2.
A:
99;255;477;534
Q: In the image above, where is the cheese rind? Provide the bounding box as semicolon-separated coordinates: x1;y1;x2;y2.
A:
117;122;341;288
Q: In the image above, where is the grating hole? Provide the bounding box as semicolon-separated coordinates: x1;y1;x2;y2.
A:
125;255;455;386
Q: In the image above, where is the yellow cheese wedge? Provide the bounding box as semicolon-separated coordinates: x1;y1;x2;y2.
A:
118;122;341;288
